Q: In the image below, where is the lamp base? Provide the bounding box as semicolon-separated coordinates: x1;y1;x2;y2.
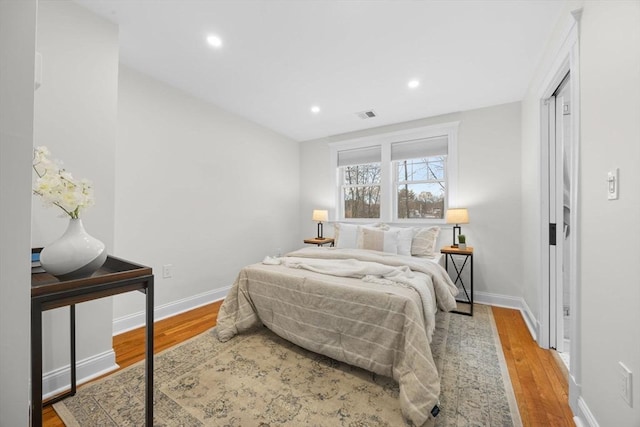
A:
317;222;324;239
452;225;461;247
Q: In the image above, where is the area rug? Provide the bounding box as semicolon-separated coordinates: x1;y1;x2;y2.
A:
54;304;522;426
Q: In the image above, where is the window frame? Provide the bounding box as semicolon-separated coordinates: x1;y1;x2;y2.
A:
329;122;459;224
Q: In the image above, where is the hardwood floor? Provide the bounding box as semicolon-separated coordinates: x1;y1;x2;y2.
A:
493;306;575;426
43;302;574;426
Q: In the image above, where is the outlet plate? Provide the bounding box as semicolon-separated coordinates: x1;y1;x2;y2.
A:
162;264;173;279
619;362;633;407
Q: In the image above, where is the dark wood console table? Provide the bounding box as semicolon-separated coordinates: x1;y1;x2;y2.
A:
31;250;154;426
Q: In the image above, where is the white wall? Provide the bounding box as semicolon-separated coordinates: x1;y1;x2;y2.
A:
520;90;544;323
32;0;119;392
578;1;640;425
521;1;640;425
300;102;523;301
0;1;37;424
113;65;301;324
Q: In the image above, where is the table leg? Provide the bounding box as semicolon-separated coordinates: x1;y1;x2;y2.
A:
70;304;76;395
31;300;42;427
470;253;474;315
145;277;154;426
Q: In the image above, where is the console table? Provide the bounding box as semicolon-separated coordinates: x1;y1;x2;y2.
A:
31;250;154;426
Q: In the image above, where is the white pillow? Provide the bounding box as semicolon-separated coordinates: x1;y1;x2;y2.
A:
411;226;440;258
387;227;415;256
333;223;359;248
357;226;399;254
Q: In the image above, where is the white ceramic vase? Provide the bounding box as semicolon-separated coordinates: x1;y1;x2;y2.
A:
40;218;107;280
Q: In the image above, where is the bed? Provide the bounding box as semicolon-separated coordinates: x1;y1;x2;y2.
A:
216;225;458;427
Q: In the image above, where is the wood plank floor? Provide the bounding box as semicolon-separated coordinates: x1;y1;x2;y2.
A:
493;306;575;426
43;303;574;426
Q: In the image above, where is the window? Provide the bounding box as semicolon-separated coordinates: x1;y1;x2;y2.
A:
392;137;447;219
338;146;382;218
330;123;458;223
342;163;381;219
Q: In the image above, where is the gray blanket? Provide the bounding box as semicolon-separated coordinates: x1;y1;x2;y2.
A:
217;247;458;427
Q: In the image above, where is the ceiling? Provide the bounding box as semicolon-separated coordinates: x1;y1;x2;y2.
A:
75;0;567;142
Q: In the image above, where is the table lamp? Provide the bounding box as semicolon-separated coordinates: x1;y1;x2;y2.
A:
445;208;469;247
312;209;328;239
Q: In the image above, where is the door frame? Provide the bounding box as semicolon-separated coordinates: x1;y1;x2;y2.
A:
537;8;582;413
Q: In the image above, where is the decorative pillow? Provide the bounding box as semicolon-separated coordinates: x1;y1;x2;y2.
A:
387;227;415;256
335;222;388;248
411;226;440;258
357;227;399;254
333;223;360;248
355;225;385;248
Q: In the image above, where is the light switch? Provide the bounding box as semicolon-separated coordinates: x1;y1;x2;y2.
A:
607;169;619;200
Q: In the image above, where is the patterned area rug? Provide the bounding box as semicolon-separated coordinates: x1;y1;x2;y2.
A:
54;304;522;426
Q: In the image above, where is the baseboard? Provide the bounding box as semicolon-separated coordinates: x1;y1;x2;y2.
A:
475;291;538;341
519;299;538;342
42;349;117;399
574;396;600;427
475;291;523;309
112;287;230;335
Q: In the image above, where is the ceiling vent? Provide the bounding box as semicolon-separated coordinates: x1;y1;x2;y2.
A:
356;110;377;120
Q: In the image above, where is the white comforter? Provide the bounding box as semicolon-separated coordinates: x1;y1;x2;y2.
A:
217;247;458;427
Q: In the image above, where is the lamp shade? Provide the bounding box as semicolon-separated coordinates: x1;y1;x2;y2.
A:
445;208;469;224
312;209;328;222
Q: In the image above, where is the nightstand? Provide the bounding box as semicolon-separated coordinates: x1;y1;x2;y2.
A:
304;237;335;247
440;245;474;316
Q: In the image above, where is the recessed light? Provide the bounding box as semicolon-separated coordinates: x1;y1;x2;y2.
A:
311;105;321;114
206;34;223;48
408;79;420;89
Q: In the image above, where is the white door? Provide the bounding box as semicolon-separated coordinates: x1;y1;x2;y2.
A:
549;73;572;354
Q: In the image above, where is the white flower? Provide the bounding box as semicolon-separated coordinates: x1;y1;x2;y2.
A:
32;146;95;219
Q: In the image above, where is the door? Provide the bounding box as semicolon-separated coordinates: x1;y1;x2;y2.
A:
549;73;572;356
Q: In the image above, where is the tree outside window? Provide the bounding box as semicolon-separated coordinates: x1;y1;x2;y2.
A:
396;156;446;219
342;163;381;219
